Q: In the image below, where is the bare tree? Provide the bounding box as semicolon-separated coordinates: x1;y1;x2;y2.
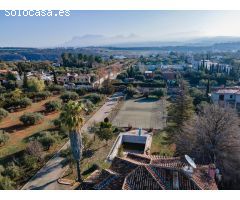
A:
176;104;240;188
26;140;43;161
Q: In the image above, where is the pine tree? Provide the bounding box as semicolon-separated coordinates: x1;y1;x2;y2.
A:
168;80;194;130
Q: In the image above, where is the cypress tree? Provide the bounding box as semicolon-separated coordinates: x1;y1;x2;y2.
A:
23;71;28;89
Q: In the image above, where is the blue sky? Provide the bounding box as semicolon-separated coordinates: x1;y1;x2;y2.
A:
1;10;240;47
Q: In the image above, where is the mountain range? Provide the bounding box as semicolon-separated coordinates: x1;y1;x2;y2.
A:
61;35;240;48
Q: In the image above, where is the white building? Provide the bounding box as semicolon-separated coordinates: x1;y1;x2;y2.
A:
211;87;240;109
193;60;232;75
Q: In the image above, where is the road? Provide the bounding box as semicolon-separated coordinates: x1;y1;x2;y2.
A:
21;92;124;190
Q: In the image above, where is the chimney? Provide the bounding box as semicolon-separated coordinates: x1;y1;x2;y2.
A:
208;164;216;179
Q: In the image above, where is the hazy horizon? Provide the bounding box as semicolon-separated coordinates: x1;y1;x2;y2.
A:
2;10;240;47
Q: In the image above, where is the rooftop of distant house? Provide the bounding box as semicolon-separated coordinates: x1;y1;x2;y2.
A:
214;87;240;94
83;153;218;190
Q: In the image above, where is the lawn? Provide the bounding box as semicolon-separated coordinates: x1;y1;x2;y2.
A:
0;95;61;158
150;130;175;156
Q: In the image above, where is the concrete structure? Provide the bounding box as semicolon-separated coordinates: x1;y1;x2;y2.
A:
107;129;152;161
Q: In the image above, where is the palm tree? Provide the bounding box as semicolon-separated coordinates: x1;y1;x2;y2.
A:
59;101;84;182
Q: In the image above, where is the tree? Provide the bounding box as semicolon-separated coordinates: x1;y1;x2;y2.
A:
20;112;44;126
95;121;114;145
189;88;208;108
50;67;58;85
23;71;28;89
44;100;61;112
25;140;43;161
48;84;64;92
59;101;85;182
126;84;138;98
151;89;165;98
17;97;32;109
168;80;194;130
27;78;45;92
96;128;113;145
176;104;240;189
38;132;56;150
101;79;115;95
0;108;9;122
60;91;78;103
6;72;16;81
135;75;145;82
3;97;32;111
85;93;103;104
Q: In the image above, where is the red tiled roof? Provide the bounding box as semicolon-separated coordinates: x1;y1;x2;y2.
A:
84;153;218;190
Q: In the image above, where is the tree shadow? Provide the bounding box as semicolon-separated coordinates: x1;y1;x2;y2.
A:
1;123;26;133
134;97;158;103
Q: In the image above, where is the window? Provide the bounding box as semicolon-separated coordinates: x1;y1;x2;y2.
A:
219;94;224;101
230;95;233;99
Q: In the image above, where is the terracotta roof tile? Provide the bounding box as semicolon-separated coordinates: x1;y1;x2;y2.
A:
84;153;218;190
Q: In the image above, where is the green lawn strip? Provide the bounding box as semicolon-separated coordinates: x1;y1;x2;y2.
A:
151;130;175;156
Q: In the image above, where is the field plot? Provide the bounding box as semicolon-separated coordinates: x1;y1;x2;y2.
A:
112;97;165;129
0;95;60;158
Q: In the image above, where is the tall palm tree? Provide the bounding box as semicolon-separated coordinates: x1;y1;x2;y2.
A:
59;101;84;182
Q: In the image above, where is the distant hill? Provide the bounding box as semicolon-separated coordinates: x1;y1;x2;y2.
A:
2;37;240;61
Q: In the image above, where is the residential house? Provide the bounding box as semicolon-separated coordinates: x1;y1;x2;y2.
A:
144;71;154;79
211;87;240;109
83;153;218;190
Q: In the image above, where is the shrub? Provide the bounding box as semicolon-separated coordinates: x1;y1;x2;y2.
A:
76;88;87;96
47;84;65;94
3;163;21;179
20;112;44;126
52;118;62;128
4;97;32;111
85;93;103;104
60;91;78;102
31;91;51;101
80;99;94;114
126;85;138;97
0;175;14;190
37;132;56;150
17;97;32;108
44;100;61;112
23;154;38;170
0;108;8;122
0;131;9;146
135;75;145;81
